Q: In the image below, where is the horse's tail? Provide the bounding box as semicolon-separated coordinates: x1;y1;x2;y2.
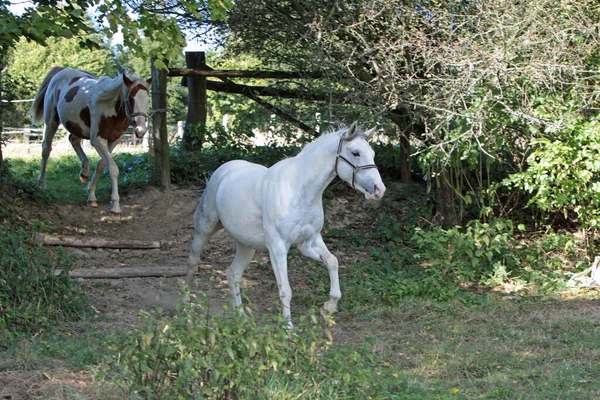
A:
30;66;64;125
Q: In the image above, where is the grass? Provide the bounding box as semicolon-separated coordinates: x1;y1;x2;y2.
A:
3;153;600;399
332;294;600;399
5;152;151;205
2;294;599;399
1;328;107;372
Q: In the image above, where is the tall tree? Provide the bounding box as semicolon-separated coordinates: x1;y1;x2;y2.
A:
0;0;96;176
96;0;234;66
223;0;600;222
3;36;117;127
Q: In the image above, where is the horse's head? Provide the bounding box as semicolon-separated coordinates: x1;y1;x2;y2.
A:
335;122;386;200
123;73;153;138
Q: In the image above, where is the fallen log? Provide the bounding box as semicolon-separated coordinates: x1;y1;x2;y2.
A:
55;266;187;279
33;232;169;251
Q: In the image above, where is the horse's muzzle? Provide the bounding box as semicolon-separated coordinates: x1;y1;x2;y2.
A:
134;126;148;138
373;183;386;200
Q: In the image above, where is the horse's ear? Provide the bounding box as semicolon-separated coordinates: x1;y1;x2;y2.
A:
363;127;376;139
345;121;359;141
146;76;153;85
122;72;133;87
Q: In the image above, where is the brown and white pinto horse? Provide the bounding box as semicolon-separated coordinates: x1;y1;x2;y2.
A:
30;67;152;217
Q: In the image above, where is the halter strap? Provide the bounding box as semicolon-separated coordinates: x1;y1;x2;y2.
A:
124;90;149;126
335;131;378;189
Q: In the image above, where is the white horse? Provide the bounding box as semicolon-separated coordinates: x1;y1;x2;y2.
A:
187;122;386;326
30;67;152;217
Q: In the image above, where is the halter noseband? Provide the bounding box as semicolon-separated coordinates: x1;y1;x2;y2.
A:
125;90;149;127
335;131;378;189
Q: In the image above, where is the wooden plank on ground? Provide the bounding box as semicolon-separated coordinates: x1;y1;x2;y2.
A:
33;232;169;250
55;266;187;279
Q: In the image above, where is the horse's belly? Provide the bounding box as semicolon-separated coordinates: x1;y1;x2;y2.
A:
215;161;267;250
219;202;266;250
57;98;91;139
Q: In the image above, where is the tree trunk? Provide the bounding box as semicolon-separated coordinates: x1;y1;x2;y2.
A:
388;112;412;183
0;63;5;178
183;51;207;150
435;168;460;227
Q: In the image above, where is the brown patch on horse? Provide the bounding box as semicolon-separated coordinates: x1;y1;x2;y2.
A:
80;107;91;128
64;86;80;102
129;83;149;98
65;120;85;138
99;99;128;142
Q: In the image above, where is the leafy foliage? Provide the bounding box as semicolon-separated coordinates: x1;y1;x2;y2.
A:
0;173;89;335
104;295;409;398
0;0;95;59
505;119;600;256
3;36;118;126
97;0;234;64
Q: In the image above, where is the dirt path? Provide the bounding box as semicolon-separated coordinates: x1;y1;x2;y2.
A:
38;184;377;329
3;180;389;400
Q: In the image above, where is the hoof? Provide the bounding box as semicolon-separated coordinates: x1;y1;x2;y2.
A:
110;212;121;219
320;306;336;327
79;174;88;183
88;200;99;208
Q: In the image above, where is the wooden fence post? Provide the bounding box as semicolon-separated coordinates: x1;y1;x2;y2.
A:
183;51;207;150
151;59;171;190
0;63;5;177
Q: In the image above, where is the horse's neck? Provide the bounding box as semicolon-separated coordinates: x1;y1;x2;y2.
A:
290;134;338;201
94;78;126;114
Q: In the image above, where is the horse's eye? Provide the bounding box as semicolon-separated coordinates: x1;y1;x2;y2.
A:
351;150;360;157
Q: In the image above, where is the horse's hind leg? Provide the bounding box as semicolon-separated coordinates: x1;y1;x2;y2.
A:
227;243;256;308
68;134;89;183
186;194;222;288
38;115;59;188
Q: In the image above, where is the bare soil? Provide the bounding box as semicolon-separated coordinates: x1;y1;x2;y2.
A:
28;183;383;328
0;182;387;399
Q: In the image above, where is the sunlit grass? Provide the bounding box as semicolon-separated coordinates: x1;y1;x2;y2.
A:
6;152;151;204
333;295;600;399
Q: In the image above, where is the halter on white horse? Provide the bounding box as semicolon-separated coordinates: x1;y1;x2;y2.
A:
186;122;386;328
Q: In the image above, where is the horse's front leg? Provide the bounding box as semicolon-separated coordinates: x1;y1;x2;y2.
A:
89;136;122;216
268;240;293;328
68;134;89;182
299;234;341;315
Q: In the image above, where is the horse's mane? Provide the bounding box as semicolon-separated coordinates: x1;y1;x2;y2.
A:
298;127;345;156
92;73;142;106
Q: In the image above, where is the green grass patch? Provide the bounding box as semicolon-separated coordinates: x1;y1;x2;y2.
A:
335;294;600;399
5;152;151;204
1;328;108;372
0;192;90;335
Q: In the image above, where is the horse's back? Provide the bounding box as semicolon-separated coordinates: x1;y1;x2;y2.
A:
47;69;97;139
204;160;268;249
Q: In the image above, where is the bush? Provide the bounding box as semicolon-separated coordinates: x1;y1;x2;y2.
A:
105;293;330;399
505;119;600;257
339;211;580;307
0;178;89;334
104;293;410;399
